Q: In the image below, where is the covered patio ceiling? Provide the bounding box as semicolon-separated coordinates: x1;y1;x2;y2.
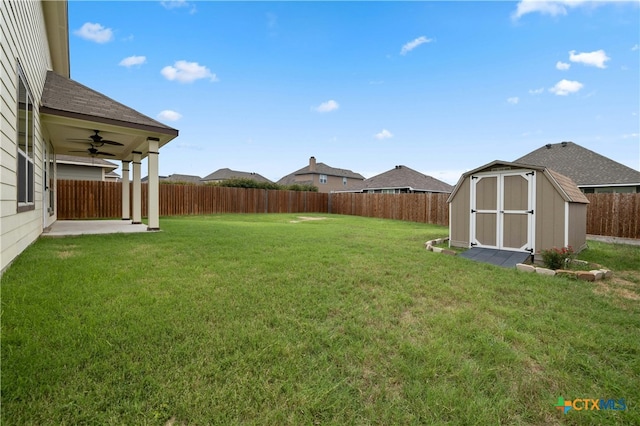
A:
40;71;178;161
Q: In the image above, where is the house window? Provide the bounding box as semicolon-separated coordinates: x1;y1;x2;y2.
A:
319;174;327;184
343;177;347;186
17;67;35;211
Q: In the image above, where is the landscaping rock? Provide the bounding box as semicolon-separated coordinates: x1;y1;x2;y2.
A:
535;267;556;276
590;270;604;281
431;247;443;253
442;249;457;256
516;263;535;273
577;271;596;282
425;244;433;251
600;269;613;279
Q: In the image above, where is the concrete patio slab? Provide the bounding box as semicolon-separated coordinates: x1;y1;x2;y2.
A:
42;220;151;237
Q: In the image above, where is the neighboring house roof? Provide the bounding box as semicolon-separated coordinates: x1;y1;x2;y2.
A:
201;168;272;183
163;174;202;184
515;141;640;187
350;165;454;193
105;171;121;180
448;160;589;204
278;157;365;185
41;71;178;136
56;154;118;171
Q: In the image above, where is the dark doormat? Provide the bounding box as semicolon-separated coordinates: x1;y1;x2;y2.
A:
458;247;531;268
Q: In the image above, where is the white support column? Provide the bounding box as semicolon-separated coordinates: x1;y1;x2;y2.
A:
147;138;160;231
132;152;142;224
121;160;131;220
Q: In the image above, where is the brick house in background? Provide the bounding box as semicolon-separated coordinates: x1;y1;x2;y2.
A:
278;157;365;193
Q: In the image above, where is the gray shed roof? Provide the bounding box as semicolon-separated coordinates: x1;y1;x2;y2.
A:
448;160;589;204
352;165;453;193
515;141;640;187
201;168;272;183
41;71;178;136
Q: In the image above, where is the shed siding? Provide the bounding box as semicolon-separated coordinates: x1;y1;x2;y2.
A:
568;203;587;252
1;0;53;272
449;177;470;248
535;172;565;252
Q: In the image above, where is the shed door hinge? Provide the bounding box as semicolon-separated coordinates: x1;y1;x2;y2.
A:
526;171;535;176
471;209;477;213
527;209;534;214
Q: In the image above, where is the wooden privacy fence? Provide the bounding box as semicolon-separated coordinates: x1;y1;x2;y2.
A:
329;192;450;227
56;180;640;238
585;193;640;240
57;180;329;219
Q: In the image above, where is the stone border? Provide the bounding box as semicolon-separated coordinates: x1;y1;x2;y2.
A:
515;262;613;281
424;238;457;256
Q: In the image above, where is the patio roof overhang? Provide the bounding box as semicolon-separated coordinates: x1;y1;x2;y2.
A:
40;71;178;161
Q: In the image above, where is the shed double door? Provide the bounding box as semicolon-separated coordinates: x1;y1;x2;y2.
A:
470;171;535;252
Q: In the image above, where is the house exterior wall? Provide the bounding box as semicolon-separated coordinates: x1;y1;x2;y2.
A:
1;0;56;273
57;164;104;181
294;173;355;193
449;177;470;248
534;172;566;253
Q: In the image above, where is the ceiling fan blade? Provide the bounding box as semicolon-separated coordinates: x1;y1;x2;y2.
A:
100;139;124;146
69;150;90;153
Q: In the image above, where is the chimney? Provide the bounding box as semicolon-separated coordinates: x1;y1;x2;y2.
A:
309;156;316;172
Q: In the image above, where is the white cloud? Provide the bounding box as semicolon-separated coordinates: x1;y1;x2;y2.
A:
74;22;113;43
119;55;147;67
529;87;544;95
556;61;570;70
622;133;639;139
633;44;639;51
512;0;591;20
569;49;610;69
549;79;584;96
400;36;432;55
161;61;218;83
374;129;393;140
314;100;339;113
507;97;520;105
157;110;183;121
161;0;188;9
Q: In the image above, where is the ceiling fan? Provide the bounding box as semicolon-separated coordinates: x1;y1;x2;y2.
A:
67;130;124;147
70;146;116;157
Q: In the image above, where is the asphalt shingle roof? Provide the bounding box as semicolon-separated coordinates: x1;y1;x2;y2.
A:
201;168;272;183
41;71;178;135
56;154;118;169
353;165;453;193
278;162;364;186
515;142;640;187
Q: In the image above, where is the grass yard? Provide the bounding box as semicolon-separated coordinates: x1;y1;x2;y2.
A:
1;214;639;425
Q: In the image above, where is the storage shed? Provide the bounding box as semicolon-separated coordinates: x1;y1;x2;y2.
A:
448;161;589;258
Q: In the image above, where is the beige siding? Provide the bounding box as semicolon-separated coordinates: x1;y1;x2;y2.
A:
57;164;105;181
535;172;565;252
568;203;587;252
449;176;470;248
1;0;54;272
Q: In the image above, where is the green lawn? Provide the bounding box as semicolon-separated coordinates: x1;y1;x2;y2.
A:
1;214;638;425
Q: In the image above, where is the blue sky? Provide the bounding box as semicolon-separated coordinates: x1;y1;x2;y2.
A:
68;0;640;184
